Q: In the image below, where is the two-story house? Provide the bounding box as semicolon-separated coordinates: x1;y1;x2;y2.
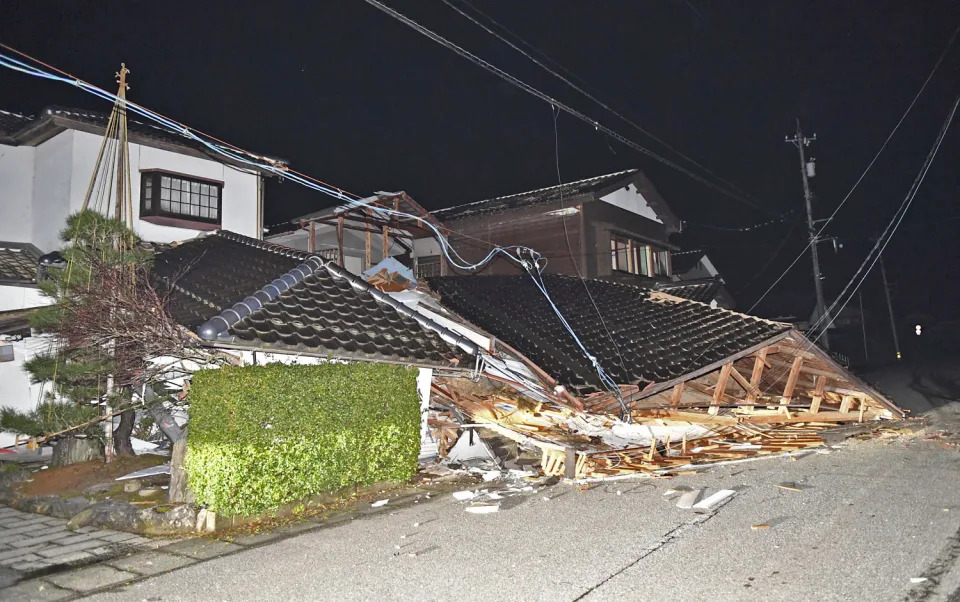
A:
0;106;275;446
0;106;269;259
420;169;682;285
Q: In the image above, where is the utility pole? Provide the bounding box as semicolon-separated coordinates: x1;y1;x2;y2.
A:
786;119;830;349
878;252;901;360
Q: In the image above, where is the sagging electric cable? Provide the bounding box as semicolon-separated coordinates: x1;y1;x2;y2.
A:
0;46;630;416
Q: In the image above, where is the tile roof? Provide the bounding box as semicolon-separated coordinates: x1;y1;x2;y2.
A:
154;231;464;367
0;110;34;140
432;170;638;222
2;106;284;171
427;274;789;392
655;277;723;304
0;242;42;286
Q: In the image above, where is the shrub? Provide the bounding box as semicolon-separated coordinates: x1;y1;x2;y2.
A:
185;362;420;516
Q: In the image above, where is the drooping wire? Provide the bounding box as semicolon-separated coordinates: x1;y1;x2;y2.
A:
362;0;780;217
440;0;765;211
746;23;960;314
0;46;626;408
549;105;630;419
805;93;959;344
682;210;798;232
751;92;959;403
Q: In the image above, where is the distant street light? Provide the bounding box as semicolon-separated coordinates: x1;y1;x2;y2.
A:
915;324;922;336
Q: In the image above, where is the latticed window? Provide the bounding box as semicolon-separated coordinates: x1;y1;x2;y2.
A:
416;255;442;278
140;171;222;224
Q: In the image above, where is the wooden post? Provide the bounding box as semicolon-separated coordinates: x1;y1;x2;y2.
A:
839;395;854;414
364;210;372;270
809;376;826;414
669;382;684;409
382;223;389;262
709;363;732;415
781;356;804;408
308;220;316;253
743;348;768;412
336;215;344;266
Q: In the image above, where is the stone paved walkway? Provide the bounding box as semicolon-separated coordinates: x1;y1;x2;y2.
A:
0;506;174;588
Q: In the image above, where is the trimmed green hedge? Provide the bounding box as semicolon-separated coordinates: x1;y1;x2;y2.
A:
185;363;420;516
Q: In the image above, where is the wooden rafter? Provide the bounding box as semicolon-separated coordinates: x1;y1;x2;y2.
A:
781;356;804;407
709;363;733;415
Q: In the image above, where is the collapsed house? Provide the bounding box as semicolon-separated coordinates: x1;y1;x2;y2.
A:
153;233;902;480
424;274;903;478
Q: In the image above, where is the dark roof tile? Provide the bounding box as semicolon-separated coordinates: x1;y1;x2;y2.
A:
433;170;637;222
155;231;463;366
427;274;789;392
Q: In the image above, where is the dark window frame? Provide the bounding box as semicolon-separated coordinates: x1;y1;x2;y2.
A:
140;170;223;225
610;233;670;277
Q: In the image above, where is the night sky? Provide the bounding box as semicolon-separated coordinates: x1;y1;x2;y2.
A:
3;1;958;324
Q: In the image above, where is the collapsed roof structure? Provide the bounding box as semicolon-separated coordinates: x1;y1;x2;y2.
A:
154;233;903;480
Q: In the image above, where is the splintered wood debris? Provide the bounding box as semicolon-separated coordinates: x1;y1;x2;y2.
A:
428;336;903;481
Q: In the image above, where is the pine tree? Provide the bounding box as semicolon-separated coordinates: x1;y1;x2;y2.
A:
3;210;152;461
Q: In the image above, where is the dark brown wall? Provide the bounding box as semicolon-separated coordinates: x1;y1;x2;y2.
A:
443;196;587;275
442;195;672;278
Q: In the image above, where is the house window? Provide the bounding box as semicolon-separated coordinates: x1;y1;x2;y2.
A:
610;234;670;277
140;171;222;225
416;255;442;279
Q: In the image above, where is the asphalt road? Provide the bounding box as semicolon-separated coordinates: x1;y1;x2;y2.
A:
84;428;960;602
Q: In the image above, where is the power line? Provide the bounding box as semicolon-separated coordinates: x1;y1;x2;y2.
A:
806;92;959;343
746;23;960;314
441;0;765;210
0;43;631;407
750;91;960;403
363;0;779;216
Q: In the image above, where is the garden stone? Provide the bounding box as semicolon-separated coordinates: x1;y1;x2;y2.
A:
138;487;160;497
19;495;59;515
85;500;143;532
140;504;197;534
67;508;95;530
122;479;142;493
82;482;115;496
49;496;93;519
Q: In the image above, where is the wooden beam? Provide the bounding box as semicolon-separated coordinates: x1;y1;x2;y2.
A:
635;408;738;426
743;347;768;412
767;356;844;381
336;215;344;266
839;395;854;413
308;220;316;253
729;365;757;395
669;383;684;409
781;356;804;406
809;376;827;414
709;363;733;415
739;410;877;424
364;210;372;270
382;223;389;260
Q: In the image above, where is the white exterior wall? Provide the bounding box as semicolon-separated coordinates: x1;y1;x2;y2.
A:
0;144;36;243
1;130;262;253
66;131;261;245
413;236;441;258
0;285;50;312
0;334;55;448
31;131;76;252
599;184;663;223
